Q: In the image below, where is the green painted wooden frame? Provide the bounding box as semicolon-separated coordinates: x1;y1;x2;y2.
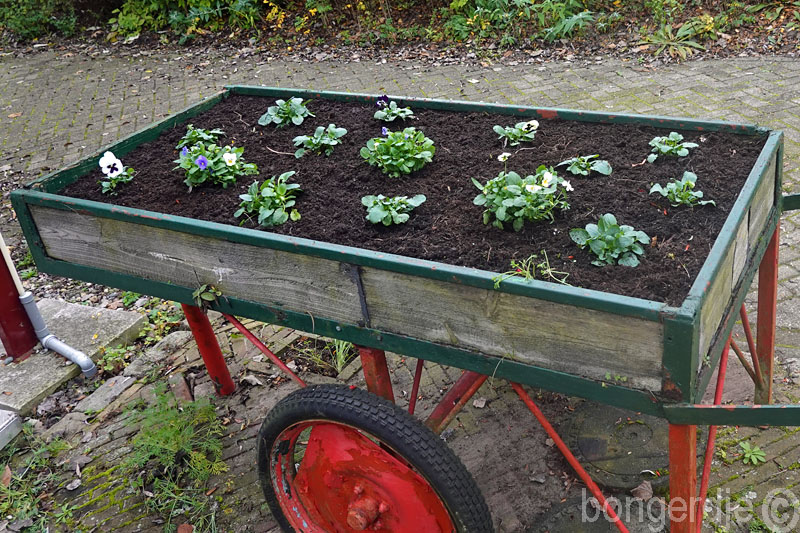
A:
11;85;792;423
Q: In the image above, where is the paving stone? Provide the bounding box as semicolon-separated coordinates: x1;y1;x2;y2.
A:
74;375;136;414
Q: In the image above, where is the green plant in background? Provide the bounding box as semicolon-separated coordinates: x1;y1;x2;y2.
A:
174;142;257;191
739;441;766;465
493;119;539;147
557;154;612;176
638;23;705;59
544;9;594;41
330;339;355;373
124;385;227;531
175;124;226;149
258;97;314;127
192;284;222;310
374;96;415;122
360;127;436;178
643;0;683;25
473;165;571;231
647;131;699;162
570;213;650;267
0;0;76;40
121;290;141;308
491;250;570;288
235;171;302;226
140;299;185;345
0;423;71;528
361;194;427;226
650;171;715;207
15;250;37;280
98;344;132;374
293;124;348;158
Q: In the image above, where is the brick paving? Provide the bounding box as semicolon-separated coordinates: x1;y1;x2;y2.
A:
2;50;800;531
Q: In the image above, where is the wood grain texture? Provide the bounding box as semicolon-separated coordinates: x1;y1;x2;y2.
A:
360;268;664;391
31;206;364;325
748;155;777;250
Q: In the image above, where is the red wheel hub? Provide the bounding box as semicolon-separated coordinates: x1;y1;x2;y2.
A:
271;422;456;532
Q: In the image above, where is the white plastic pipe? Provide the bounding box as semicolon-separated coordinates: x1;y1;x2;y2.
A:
0;233;96;377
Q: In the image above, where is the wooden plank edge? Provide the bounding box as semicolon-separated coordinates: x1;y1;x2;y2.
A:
664;404;800;426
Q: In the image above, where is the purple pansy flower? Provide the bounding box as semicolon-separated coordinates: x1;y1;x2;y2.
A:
195;155;209;170
376;95;389;108
181;146;189;157
381;127;389;136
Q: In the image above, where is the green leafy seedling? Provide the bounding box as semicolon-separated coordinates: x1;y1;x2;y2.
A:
362;194;426;226
739;441;766;465
557;154;612;176
360;127;435;178
293;124;347;158
650;171;715;207
192;284;222;309
647;131;698;163
235;171;302;227
258;97;314;127
492;119;539;147
374;100;415;122
570;213;650;267
175;124;225;149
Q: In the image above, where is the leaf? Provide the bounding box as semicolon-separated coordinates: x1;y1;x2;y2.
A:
631;481;653;501
7;112;21;118
569;228;589;245
289;209;301;221
618;253;640;267
647;154;658;163
592;160;612;175
1;465;11;487
200;292;217;302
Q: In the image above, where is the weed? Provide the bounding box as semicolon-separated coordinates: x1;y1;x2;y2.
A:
121;290;141;307
97;344;132;374
638;23;704;60
739;441;766;465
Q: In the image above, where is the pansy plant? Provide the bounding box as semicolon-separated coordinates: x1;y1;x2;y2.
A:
493;119;539;147
650;171;715;207
293;124;347;158
98;151;135;195
175;124;225;149
557;154;612;176
374;97;415;122
570;213;650;267
472;165;571;231
258;97;314;128
235;171;301;227
647;132;698;163
174;142;257;191
362;194;426;226
360;127;435;178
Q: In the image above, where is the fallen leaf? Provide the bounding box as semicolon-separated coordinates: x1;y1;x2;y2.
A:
467;79;480;84
1;465;11;487
206;487;218;496
631;480;653;501
472;397;487;409
65;478;82;491
7;113;21;119
177;524;194;533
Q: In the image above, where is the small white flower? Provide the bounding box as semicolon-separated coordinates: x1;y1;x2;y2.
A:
497;152;512;162
525;119;539;130
99;151;123;177
223;152;237;166
525;183;541;193
541;171;554;188
562;180;573;192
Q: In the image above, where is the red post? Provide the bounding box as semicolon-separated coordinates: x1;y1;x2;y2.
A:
358;346;395;403
408;359;424;415
755;226;779;404
181;303;236;396
0;240;37;361
426;371;487;434
669;424;697;533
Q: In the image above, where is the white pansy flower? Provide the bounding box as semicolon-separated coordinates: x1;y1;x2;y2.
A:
562;180;573;192
525;183;541;193
525;119;539;130
541;171;554;188
99;151;123;178
223;152;237;166
497;152;512;162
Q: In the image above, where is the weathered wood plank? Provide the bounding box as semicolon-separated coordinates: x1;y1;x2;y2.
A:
31;206;364;325
360;268;664;391
748;155;777;250
731;217;749;290
698;235;734;359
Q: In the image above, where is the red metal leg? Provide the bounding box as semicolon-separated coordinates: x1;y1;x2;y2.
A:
512;383;628;533
0;238;36;361
222;313;305;387
695;336;731;531
408;359;424;415
755;226;779;404
669;424;698;533
358;346;395;403
426;371;487;434
739;304;763;386
181;303;236;395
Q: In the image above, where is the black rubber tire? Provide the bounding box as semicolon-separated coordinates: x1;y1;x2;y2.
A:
257;384;494;533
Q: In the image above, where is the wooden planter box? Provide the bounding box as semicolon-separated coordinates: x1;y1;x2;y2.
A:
11;87;783;416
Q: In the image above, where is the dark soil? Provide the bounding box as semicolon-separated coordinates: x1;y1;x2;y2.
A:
279;336;355;378
61;94;767;306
